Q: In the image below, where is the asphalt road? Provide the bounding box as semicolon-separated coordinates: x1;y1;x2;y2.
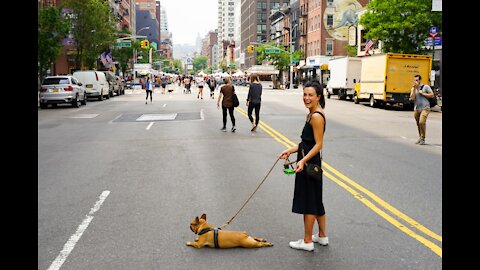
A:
38;84;442;270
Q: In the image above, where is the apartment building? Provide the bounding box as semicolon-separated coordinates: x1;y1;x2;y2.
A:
241;0;290;68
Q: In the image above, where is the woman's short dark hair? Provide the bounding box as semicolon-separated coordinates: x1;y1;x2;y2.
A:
414;74;422;80
303;79;325;108
249;74;259;82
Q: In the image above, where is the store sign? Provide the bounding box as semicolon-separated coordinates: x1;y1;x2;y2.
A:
348;26;357;46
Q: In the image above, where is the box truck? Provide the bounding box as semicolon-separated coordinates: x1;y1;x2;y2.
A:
325;56;362;100
355;53;432;109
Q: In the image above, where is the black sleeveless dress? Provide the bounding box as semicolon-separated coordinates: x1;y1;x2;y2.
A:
292;111;326;216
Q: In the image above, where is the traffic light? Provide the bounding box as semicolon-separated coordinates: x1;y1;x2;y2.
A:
141;39;150;49
247;45;254;53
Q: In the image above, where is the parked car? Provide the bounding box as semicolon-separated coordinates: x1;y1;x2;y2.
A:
72;70;110;101
39;75;87;109
100;71;119;97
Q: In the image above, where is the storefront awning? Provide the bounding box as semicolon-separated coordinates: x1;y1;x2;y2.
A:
247;65;280;75
299;65;319;69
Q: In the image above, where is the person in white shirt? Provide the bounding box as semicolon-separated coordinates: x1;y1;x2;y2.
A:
196;75;205;99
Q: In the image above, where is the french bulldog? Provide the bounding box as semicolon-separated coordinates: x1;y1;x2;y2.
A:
186;213;273;249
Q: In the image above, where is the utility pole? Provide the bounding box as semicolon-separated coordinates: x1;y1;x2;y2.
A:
272;9;293;90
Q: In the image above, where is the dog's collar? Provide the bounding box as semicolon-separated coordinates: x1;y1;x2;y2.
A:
198;227;222;235
198;228;213;235
198;227;222;248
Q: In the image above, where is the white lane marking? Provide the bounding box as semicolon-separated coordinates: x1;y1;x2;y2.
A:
68;114;99;119
400;136;407;139
47;190;110;270
200;109;204;120
109;114;123;124
146;122;154;130
163;104;167;108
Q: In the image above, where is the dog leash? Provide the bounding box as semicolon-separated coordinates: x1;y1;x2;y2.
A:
219;157;282;229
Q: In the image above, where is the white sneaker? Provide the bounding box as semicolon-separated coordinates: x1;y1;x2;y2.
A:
289;239;314;251
312;234;329;246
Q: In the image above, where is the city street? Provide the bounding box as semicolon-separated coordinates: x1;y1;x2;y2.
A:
38;84;442;270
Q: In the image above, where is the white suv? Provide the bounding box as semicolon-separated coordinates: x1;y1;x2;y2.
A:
39;75;87;109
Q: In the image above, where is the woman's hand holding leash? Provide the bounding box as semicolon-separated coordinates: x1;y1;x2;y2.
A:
279;149;290;160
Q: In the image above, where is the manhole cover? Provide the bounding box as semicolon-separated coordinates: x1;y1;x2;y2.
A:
136;113;177;121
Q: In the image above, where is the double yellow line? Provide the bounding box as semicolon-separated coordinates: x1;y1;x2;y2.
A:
236;107;442;257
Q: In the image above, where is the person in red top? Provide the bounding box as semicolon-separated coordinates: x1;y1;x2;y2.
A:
217;77;236;132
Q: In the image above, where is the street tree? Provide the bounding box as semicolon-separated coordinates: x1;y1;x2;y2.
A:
38;6;71;83
112;29;134;74
359;0;442;54
113;45;134;75
256;42;303;83
172;59;184;74
193;55;208;74
219;58;228;72
61;0;117;69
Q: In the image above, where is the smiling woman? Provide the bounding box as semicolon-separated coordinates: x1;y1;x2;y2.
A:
278;79;328;251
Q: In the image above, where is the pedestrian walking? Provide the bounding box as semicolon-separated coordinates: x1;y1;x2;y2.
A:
246;74;262;132
144;77;154;104
217;77;236;132
279;79;328;252
184;76;191;94
206;76;217;99
409;74;434;145
161;74;167;94
197;74;205;99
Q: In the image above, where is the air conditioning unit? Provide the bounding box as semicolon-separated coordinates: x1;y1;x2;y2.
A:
326;51;333;56
327;25;333;29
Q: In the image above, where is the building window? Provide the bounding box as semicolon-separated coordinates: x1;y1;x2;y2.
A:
327;0;334;7
327;15;333;28
326;40;333;55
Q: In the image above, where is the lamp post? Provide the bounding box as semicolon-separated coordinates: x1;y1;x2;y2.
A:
133;27;150;81
273;10;293;90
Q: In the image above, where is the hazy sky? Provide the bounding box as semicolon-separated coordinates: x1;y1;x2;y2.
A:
161;0;218;45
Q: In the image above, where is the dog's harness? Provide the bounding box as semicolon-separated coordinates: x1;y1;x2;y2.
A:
198;228;222;248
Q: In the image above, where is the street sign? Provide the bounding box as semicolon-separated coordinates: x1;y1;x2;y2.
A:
292;58;300;63
429;26;438;37
265;48;280;53
348;26;357;46
426;36;442;46
114;42;131;48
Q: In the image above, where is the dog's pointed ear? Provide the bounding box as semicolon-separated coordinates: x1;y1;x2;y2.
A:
201;213;207;220
195;216;199;223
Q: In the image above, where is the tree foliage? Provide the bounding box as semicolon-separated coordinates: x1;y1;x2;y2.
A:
61;0;117;69
256;42;303;71
359;0;442;54
38;6;71;82
193;55;208;74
